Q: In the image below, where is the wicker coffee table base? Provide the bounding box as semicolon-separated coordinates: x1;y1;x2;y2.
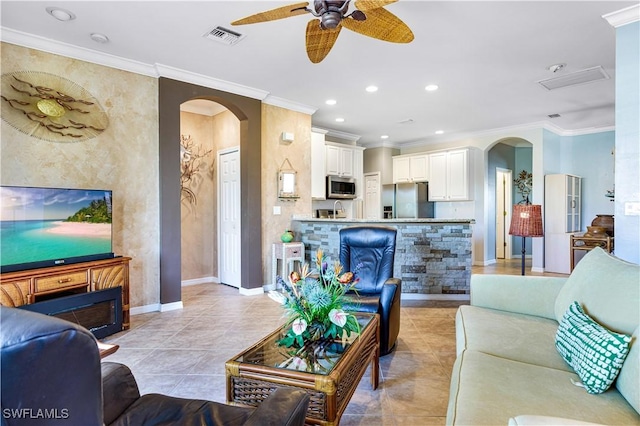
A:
226;314;380;426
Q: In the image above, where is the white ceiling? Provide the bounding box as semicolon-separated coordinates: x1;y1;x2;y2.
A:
1;1;636;147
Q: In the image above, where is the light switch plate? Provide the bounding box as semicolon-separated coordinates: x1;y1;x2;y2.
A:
624;201;640;216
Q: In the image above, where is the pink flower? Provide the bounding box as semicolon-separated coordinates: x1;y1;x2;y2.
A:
291;356;308;371
329;309;347;327
292;318;307;335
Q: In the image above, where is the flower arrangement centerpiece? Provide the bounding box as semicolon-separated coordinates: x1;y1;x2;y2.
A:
269;248;361;349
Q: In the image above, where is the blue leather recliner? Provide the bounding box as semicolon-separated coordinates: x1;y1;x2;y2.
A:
339;226;402;356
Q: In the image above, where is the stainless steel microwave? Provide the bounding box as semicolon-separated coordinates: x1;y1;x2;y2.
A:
327;176;356;199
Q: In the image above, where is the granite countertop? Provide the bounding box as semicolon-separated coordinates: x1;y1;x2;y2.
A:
292;216;475;224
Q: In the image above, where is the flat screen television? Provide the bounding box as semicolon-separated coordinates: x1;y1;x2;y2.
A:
0;185;114;273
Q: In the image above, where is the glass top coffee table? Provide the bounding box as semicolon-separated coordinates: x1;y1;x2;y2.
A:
225;313;379;425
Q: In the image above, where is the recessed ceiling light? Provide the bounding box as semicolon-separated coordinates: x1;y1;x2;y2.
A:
547;63;566;73
365;85;378;93
381;135;389;139
335;117;345;123
325;99;337;105
435;130;444;135
90;33;110;44
46;7;76;21
425;84;439;92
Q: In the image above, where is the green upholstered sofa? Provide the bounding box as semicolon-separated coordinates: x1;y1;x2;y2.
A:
446;247;640;425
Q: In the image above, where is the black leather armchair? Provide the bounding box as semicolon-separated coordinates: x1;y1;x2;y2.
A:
0;306;309;426
339;226;401;356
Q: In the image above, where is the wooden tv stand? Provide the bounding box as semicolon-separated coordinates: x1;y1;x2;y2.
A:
0;257;131;330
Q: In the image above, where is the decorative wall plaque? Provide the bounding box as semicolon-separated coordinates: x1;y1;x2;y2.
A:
1;71;109;142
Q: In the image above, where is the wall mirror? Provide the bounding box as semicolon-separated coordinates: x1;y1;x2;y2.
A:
278;158;298;199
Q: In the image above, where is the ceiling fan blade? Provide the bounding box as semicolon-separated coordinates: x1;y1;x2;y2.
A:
306;19;342;63
231;2;309;25
353;0;398;12
342;7;414;43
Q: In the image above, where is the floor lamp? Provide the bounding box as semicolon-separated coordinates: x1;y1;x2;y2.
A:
509;204;544;275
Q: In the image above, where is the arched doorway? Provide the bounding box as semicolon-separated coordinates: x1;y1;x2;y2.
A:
158;78;262;308
487;138;533;263
179;99;242;288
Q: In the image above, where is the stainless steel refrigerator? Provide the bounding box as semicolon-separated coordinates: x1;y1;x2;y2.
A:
395;182;435;218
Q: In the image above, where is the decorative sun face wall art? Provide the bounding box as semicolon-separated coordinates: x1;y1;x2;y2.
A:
1;71;109;142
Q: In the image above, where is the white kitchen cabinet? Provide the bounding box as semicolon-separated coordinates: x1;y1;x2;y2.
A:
326;144;354;177
311;131;327;200
353;148;364;198
427;149;469;201
544;174;582;273
393;157;411;183
392;154;428;183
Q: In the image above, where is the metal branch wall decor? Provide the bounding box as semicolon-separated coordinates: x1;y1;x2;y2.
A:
1;71;109;142
180;134;213;206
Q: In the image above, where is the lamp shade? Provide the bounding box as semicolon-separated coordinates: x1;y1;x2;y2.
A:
509;204;544;237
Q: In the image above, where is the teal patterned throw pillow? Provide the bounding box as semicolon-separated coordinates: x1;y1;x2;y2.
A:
555;301;632;394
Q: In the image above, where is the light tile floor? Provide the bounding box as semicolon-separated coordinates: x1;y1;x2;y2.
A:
103;258;566;425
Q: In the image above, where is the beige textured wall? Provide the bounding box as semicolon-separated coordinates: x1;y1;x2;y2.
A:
0;43;160;308
2;43;311;301
180;108;239;281
261;104;312;285
180;111;215;281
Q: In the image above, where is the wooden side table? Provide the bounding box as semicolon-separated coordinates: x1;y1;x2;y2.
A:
271;242;305;287
570;234;614;272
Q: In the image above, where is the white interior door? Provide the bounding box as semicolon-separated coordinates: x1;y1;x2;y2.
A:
364;173;381;220
219;148;241;288
496;168;512;259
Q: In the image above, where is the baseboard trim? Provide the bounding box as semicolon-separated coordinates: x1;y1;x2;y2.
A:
474;259;496;266
239;287;264;296
130;303;160;315
160;301;184;312
181;276;217;286
401;293;470;301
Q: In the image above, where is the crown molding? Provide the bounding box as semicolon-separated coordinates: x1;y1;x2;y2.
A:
324;129;361;142
263;95;317;115
154;64;268;100
1;26;312;108
603;4;640;28
360;120;616;150
1;27;156;76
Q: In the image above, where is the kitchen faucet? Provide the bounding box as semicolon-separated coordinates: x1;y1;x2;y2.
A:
333;200;344;218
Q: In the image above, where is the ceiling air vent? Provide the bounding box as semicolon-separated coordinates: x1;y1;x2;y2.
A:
538;66;609;91
203;26;245;46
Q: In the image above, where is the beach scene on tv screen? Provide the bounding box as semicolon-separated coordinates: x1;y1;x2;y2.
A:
0;186;112;267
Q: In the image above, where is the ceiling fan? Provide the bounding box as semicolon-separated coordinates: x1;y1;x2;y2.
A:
231;0;414;63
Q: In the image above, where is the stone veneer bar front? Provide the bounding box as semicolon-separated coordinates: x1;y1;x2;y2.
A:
291;218;474;296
